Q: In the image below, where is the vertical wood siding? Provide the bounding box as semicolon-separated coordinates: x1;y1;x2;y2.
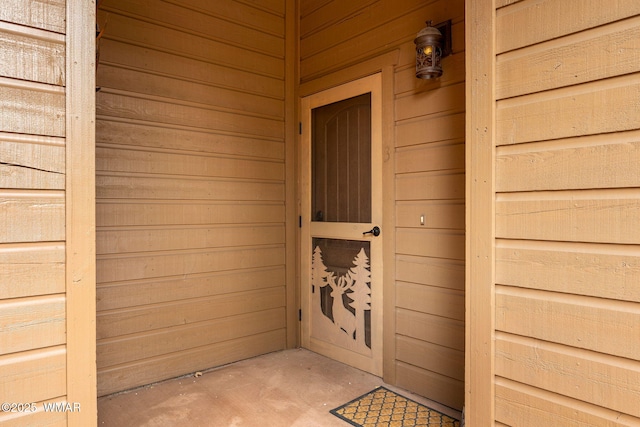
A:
301;0;465;410
95;0;288;395
0;2;68;426
494;0;640;424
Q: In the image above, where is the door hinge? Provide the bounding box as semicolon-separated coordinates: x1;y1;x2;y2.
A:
298;309;302;321
299;122;302;135
299;215;302;228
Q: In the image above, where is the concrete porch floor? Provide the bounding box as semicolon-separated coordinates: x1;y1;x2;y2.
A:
98;348;461;426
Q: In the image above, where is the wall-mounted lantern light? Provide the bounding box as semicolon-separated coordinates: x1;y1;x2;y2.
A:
414;20;452;79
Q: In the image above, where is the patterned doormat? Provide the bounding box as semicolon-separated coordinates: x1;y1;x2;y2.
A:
330;387;460;427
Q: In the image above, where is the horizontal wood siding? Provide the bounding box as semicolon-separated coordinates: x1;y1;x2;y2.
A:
394;1;465;411
0;2;68;425
95;0;287;395
0;0;66;34
494;1;640;424
300;0;465;410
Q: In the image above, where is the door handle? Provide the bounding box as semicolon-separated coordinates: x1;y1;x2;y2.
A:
363;226;381;237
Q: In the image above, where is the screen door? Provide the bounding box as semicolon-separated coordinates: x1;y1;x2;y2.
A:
300;74;382;376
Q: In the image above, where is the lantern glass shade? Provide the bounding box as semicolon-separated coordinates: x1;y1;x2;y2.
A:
414;20;445;79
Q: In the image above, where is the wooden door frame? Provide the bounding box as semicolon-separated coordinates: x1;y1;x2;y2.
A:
465;0;496;424
298;60;397;382
67;1;97;425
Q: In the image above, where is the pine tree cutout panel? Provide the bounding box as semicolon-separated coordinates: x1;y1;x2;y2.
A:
311;239;372;355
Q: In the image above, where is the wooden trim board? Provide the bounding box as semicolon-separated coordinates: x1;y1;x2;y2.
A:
465;0;496;424
66;1;97;425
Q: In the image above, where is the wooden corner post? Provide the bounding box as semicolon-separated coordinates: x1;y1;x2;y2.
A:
66;0;97;425
465;0;496;425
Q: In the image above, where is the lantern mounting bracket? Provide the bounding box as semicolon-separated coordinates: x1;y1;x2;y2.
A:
433;20;452;59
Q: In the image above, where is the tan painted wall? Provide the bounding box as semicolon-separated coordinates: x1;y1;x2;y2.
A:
95;0;291;396
301;0;465;410
0;0;96;425
0;3;68;426
488;0;640;424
